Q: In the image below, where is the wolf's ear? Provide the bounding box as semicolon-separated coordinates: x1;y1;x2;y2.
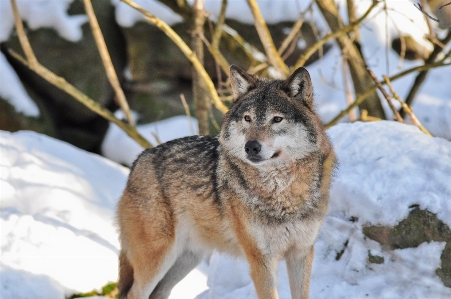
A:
281;67;313;106
230;65;257;101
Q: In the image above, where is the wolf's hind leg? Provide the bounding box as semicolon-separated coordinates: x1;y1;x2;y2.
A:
149;250;203;299
126;241;178;299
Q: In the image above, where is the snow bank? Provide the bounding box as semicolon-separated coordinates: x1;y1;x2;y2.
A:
101;115;198;166
201;121;451;299
0;0;87;43
2;120;451;298
0;52;39;117
0;130;128;295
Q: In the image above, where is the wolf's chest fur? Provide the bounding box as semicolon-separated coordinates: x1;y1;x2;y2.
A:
218;150;324;225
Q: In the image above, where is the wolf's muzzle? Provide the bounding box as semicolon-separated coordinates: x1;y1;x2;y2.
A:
245;140;262;162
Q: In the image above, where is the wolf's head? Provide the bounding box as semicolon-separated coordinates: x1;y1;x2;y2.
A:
219;65;328;167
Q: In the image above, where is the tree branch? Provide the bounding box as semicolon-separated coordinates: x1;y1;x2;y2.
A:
294;0;379;69
325;58;451;128
401;30;451;117
367;69;404;122
8;49;153;148
121;0;228;114
9;0;152;148
246;0;289;77
383;75;432;136
83;0;134;125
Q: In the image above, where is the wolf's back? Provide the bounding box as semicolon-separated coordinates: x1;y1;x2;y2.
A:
126;135;221;204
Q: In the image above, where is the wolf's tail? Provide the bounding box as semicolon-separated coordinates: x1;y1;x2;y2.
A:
118;250;134;299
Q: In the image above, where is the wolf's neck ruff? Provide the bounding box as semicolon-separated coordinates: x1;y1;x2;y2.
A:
219;151;323;224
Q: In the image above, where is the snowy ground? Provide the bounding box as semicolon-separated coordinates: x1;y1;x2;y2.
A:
2;120;451;299
1;0;450;139
1;0;451;298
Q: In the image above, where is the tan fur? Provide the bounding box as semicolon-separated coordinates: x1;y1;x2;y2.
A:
117;66;336;299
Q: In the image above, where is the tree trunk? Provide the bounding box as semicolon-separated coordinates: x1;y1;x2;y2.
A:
191;0;210;135
316;0;386;119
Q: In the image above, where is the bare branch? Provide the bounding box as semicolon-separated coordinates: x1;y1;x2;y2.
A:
192;0;209;135
325;58;451;128
402;31;451;116
367;70;404;122
414;2;451;28
121;0;228;114
179;94;195;135
8;49;153;148
208;0;230;76
9;0;152;148
211;0;227;49
246;0;289;77
278;16;305;57
9;0;38;67
382;75;432;136
294;0;379;69
83;0;134;125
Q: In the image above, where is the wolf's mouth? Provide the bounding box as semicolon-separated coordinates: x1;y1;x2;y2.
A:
248;157;263;163
271;151;280;159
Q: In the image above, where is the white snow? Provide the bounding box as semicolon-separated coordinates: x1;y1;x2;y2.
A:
2;120;451;298
0;130;128;295
0;0;87;43
0;52;40;117
199;121;451;299
0;0;87;117
1;0;451;298
112;0;310;27
101;114;198;166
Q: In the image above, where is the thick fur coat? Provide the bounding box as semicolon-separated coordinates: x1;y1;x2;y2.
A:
117;65;336;299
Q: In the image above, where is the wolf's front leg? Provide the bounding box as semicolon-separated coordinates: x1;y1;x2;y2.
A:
285;246;314;299
248;254;279;299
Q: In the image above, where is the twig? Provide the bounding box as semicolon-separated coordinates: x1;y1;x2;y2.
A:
191;0;209;135
414;2;451;28
419;0;436;40
383;75;432;136
9;0;37;67
367;70;404;122
180;94;195;135
211;0;227;49
246;0;289;77
207;0;230;76
360;109;381;122
82;0;134;125
342;59;357;122
157;0;264;75
278;17;304;56
121;0;228;114
325;58;451;128
401;31;451;117
150;132;162;145
294;0;380;68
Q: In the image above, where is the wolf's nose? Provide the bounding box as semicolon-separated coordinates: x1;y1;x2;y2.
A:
245;140;261;155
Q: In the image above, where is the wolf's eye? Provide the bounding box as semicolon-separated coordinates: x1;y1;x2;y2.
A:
273;116;283;123
244;115;251;122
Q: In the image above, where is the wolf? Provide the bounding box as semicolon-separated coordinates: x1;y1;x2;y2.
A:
116;65;336;299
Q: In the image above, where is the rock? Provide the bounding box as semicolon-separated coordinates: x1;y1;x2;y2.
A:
0;89;55;137
363;206;451;287
3;0;127;152
391;35;431;60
